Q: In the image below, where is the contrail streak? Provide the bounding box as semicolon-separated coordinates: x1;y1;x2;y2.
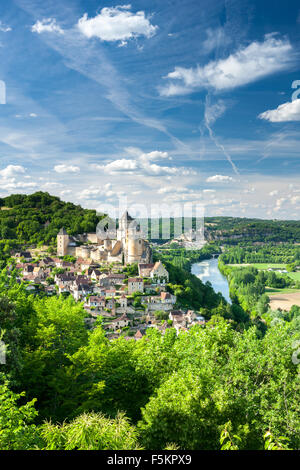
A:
204;94;239;175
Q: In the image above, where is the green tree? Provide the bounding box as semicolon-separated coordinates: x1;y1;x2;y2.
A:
0;381;38;450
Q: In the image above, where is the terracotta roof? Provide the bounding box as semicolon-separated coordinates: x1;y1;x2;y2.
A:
134;330;143;339
152;261;164;271
112;313;130;323
89;296;105;302
161;292;171;300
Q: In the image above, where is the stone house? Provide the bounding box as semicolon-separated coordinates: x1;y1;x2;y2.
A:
118;294;127;308
128;277;144;294
150;261;169;284
58;284;71;295
160;292;176;304
73;283;93;301
138;263;155;278
105;288;116;298
110;313;131;331
169;310;186;322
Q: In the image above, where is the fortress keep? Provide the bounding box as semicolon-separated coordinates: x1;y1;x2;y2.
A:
57;211;152;264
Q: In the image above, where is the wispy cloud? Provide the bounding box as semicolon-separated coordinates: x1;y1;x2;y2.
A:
0;20;11;32
203;95;239;175
204;99;227;125
160;34;294;96
26;9;187;153
32;18;64;34
202;27;232;54
206;174;235;183
54;164;80;173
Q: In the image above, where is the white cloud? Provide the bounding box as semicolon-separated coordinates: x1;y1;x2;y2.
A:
77;5;157;44
274;197;287;210
160;34;294;96
0;21;11;32
143;163;178;176
43;182;62;188
206;175;235;183
60;190;72;196
96;159;138;173
0;165;26;178
291;195;300;205
269;190;279;196
259;99;300;122
157;186;188;194
79;183;123;201
32;18;64;35
140;150;170;161
54;164;80;174
0;177;37;190
93;149;194;177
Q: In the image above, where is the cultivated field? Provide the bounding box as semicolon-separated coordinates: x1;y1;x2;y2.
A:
229;263;300;281
269;291;300;311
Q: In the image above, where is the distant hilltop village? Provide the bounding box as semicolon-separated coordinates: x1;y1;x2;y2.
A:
57;211;152;265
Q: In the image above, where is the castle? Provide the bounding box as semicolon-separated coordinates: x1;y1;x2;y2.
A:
57;211;152;265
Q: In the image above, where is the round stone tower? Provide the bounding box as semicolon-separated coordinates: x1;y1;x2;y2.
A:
127;238;144;263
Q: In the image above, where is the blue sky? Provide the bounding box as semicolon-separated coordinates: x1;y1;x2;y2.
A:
0;0;300;219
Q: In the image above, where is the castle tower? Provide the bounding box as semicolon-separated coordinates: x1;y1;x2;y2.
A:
125;219;143;263
117;211;134;242
57;227;69;257
127;238;144;264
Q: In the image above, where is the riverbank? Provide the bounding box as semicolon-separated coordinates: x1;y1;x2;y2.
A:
191;258;231;304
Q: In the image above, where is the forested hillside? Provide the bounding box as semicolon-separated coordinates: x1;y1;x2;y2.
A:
0;269;299;450
0;192;104;244
204;217;300;243
0;193;299;451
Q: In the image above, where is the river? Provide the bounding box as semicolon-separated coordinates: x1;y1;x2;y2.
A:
191;257;231;303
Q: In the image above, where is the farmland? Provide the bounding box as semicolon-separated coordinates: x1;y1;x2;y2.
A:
229;263;300;281
269;292;300;311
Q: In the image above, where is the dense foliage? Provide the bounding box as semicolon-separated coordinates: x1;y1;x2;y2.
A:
0;193;299;450
154;243;220;271
0;192;104;245
204;218;300;243
0;269;299;450
221;244;300;265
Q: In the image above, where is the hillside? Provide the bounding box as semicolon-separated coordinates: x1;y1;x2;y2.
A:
149;217;300;243
0;192;105;244
204;217;300;243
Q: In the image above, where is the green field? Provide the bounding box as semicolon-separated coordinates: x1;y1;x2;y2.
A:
266;287;300;295
229;263;286;269
286;271;300;281
229;263;300;281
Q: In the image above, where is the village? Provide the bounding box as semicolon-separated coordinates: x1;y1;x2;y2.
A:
8;212;206;340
